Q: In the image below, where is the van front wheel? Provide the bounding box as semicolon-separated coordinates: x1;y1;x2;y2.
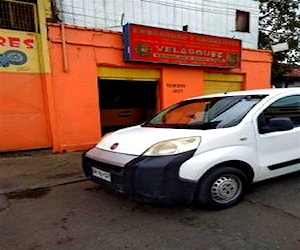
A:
195;166;249;209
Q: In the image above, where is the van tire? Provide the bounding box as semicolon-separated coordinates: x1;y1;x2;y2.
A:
195;166;249;209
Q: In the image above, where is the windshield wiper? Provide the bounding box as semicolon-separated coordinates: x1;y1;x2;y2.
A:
142;123;187;129
185;121;221;130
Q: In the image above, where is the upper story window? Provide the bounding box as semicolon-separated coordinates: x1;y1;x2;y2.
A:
236;10;250;32
0;0;37;32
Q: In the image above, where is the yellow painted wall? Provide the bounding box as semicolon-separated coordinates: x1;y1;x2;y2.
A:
98;67;160;80
0;29;41;73
0;1;50;73
44;0;53;19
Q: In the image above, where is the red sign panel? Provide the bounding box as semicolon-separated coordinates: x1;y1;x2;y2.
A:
123;24;241;68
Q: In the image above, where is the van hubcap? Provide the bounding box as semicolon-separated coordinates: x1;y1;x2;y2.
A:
211;175;242;204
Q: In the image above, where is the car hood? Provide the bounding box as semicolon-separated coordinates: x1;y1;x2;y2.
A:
96;125;203;155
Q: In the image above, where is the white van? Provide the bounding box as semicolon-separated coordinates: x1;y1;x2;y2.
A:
83;88;300;209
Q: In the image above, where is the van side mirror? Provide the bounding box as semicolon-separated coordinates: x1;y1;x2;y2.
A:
269;117;294;131
260;117;294;134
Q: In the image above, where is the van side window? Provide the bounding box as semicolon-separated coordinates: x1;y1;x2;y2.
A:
258;95;300;133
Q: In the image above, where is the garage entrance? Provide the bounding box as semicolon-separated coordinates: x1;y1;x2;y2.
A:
97;67;160;135
99;80;158;134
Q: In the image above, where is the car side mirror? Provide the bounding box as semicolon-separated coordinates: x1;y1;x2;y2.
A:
261;117;294;134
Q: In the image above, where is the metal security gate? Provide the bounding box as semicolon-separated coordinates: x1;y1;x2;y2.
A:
204;73;243;95
0;0;51;151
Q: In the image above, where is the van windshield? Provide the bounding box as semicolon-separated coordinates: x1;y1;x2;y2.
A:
142;95;266;129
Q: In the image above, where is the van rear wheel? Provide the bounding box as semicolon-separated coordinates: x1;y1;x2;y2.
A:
195;166;249;209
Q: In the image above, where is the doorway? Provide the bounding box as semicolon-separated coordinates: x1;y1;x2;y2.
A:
99;79;158;134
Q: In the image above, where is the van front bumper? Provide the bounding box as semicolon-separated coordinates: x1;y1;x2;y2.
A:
82;148;198;205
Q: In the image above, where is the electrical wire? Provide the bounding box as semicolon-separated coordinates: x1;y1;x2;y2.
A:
176;0;258;10
57;0;260;41
141;0;259;15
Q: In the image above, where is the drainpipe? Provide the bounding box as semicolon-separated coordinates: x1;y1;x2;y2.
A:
61;22;69;72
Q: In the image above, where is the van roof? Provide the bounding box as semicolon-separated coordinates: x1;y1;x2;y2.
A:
189;88;300;100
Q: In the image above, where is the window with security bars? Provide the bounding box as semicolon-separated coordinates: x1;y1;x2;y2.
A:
0;0;37;32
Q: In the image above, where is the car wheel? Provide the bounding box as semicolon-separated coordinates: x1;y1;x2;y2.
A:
195;166;249;209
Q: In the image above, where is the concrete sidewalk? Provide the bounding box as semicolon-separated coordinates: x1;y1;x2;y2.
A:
0;150;86;195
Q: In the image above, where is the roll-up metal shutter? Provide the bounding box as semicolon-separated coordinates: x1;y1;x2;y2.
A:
204;73;243;95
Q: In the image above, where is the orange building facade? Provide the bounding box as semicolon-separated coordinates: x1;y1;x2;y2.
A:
0;0;52;152
0;21;272;153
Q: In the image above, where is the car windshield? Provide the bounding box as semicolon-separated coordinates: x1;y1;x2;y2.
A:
143;95;267;130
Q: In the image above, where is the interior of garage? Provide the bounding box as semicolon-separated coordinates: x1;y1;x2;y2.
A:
98;79;158;134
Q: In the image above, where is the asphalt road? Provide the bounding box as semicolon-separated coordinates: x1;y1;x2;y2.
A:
1;171;300;250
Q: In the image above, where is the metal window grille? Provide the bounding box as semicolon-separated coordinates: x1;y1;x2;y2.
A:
0;0;37;32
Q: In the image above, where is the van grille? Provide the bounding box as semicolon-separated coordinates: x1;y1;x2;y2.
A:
84;156;125;193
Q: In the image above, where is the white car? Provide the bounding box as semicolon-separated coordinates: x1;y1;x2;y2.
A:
83;88;300;209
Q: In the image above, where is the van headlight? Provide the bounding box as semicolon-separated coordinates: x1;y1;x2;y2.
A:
143;137;201;156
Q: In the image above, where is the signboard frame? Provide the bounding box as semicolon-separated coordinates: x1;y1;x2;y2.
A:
123;23;242;69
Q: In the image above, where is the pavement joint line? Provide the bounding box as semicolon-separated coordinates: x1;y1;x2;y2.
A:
246;198;300;221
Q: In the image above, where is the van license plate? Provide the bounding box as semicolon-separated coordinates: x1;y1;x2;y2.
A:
92;167;111;182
